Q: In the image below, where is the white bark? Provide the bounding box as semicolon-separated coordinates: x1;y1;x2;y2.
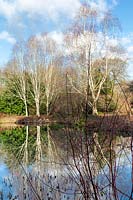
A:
65;4;115;115
26;37;44;117
26;35;61;116
36;125;42;162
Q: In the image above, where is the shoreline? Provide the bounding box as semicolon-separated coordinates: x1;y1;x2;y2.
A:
0;113;132;132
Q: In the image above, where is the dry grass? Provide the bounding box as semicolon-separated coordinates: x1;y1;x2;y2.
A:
0;113;25;124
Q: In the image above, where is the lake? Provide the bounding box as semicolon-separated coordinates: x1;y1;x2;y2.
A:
0;124;132;200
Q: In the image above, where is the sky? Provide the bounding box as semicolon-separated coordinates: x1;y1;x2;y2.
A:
0;0;132;79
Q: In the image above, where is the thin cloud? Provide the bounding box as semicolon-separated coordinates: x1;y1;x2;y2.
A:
0;0;81;21
121;37;131;45
49;31;64;45
0;31;16;44
0;0;117;22
0;0;16;19
127;46;133;54
19;0;81;19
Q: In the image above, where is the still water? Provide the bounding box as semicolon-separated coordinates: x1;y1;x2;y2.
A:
0;125;132;200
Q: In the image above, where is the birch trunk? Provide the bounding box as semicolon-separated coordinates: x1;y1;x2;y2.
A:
35;99;40;117
92;102;98;115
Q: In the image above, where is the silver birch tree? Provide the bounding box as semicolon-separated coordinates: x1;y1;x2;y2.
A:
65;3;121;115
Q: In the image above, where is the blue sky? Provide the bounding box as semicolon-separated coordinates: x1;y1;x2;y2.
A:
0;0;132;79
113;0;133;33
113;0;133;79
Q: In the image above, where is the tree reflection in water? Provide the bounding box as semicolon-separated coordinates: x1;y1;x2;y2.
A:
0;125;132;199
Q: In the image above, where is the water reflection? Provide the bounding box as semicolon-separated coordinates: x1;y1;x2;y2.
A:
0;125;132;199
